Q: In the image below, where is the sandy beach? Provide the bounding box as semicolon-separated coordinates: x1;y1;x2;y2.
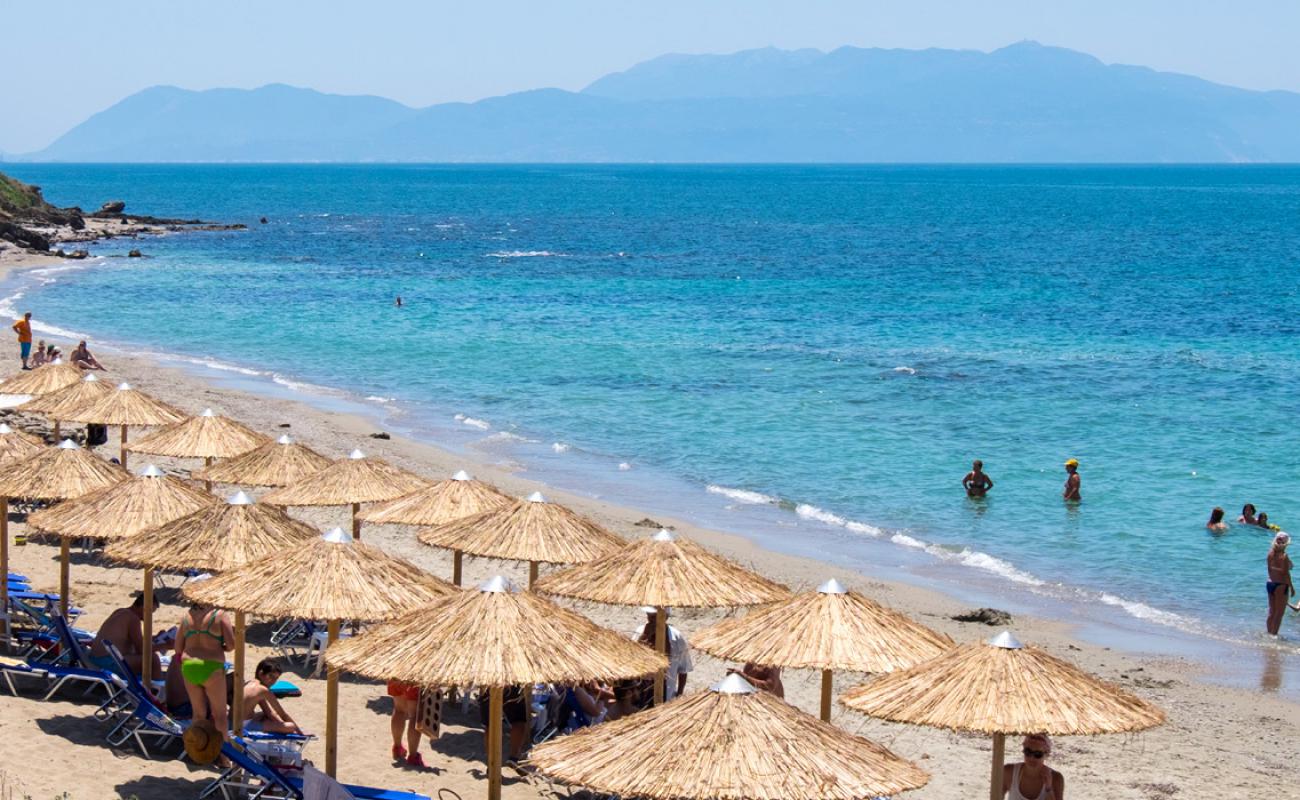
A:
0;329;1295;800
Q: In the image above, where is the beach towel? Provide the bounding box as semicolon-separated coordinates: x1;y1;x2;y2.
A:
303;764;355;800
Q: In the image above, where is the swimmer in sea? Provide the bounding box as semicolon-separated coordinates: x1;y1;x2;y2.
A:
1062;459;1081;502
1239;503;1259;525
962;460;994;498
394;296;403;307
1207;507;1229;532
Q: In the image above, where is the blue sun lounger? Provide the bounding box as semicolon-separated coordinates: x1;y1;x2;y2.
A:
101;641;187;758
204;738;431;800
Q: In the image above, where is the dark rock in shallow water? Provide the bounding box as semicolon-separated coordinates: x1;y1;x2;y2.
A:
66;249;89;260
260;217;268;224
100;200;126;214
127;249;142;258
952;607;1013;626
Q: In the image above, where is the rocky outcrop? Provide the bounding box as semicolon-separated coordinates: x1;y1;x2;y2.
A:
99;200;126;214
951;607;1013;626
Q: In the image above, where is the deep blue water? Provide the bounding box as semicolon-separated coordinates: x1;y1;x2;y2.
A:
5;164;1300;643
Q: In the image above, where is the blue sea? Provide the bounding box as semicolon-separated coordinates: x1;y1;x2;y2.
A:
5;164;1300;661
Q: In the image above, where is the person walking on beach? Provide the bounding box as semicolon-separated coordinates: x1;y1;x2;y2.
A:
1002;733;1063;799
1062;459;1081;502
12;311;32;369
388;678;428;768
1266;532;1294;636
963;460;994;497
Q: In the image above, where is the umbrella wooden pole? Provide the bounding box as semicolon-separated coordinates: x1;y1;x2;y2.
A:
232;611;246;736
141;569;154;688
487;686;503;800
528;560;538;589
819;668;833;722
59;537;70;619
351;503;361;540
989;732;1006;800
53;420;60;440
0;498;8;649
653;606;667;705
325;618;340;777
453;551;463;586
203;456;212;493
120;425;129;470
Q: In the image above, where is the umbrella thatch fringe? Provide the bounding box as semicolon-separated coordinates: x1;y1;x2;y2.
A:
0;425;44;466
528;678;929;800
18;375;111;419
193;437;332;488
535;532;790;608
104;501;319;572
28;471;216;542
840;638;1166;735
184;534;455;621
357;477;512;526
126;412;267;459
63;385;185;426
0;362;83;396
691;587;952;672
0;444;128;500
326;586;664;687
417;497;624;565
261;455;427;506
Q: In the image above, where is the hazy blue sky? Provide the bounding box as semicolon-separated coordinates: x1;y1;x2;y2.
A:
4;0;1297;153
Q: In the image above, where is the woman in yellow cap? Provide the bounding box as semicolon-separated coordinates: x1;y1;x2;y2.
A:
1063;459;1081;502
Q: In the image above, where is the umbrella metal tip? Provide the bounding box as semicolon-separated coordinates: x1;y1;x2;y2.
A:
322;527;354;544
200;408;216;417
116;382;131;390
652;528;675;542
478;575;517;593
452;470;472;481
227;490;255;506
526;491;547;503
82;373;98;383
58;439;79;450
817;578;848;595
139;464;165;478
348;449;365;460
0;424;10;434
277;434;293;445
711;673;759;695
988;631;1024;650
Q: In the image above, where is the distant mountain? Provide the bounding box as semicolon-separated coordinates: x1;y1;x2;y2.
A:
23;43;1300;162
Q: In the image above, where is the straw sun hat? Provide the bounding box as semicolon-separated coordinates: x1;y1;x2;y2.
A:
183;719;223;764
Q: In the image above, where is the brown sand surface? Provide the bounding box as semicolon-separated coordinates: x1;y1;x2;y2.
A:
1;349;1297;799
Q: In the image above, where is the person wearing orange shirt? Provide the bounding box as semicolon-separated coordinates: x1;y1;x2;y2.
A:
12;312;33;370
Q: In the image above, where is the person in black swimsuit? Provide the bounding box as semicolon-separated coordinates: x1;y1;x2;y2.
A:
963;460;994;497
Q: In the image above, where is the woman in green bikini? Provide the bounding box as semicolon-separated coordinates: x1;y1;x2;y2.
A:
175;600;235;740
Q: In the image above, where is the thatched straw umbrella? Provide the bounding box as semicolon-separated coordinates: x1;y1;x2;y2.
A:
0;360;83;403
0;440;127;621
261;448;428;540
0;423;43;465
18;372;111;439
28;463;216;637
192;433;331;488
417;491;623;588
185;527;456;776
327;575;665;800
529;673;929;800
840;631;1166;800
691;578;953;721
536;529;790;705
62;382;185;469
103;490;320;693
126;408;268;490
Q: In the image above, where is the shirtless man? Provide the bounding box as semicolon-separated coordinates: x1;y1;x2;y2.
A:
962;460;994;498
89;593;162;677
70;340;105;371
242;659;303;734
1062;459;1081;502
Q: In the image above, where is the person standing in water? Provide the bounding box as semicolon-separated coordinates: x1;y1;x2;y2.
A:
1062;459;1081;502
1266;532;1294;636
962;460;994;497
11;311;32;369
1206;507;1229;532
1239;504;1259;525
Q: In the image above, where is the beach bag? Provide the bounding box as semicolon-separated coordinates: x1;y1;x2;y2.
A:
86;423;108;446
415;688;442;740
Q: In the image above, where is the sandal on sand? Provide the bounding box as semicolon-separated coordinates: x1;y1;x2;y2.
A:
405;752;428;769
392;744;407;761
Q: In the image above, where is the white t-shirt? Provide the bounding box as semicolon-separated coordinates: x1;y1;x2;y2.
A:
631;623;694;701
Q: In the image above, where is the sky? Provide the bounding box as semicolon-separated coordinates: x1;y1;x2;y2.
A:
3;0;1298;153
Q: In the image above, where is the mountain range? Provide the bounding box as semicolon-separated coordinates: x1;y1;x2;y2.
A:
22;42;1300;163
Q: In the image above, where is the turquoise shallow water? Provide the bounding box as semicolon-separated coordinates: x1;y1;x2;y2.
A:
5;164;1300;647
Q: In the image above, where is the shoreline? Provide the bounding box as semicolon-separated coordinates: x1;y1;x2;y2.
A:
1;298;1298;797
